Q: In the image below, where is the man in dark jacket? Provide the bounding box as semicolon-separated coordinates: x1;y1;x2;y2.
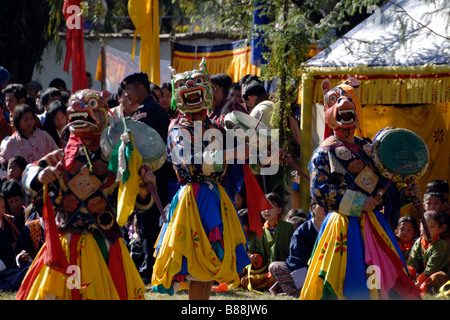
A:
120;72;171;285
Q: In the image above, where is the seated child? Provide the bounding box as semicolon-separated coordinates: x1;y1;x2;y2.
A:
426;180;449;212
16;195;45;263
423;191;447;212
0;230;30;291
1;180;26;229
407;211;449;295
0;192;20;250
6;156;30;207
6;156;27;182
238;208;258;253
395;215;419;262
285;208;307;230
241;193;294;291
268;202;327;297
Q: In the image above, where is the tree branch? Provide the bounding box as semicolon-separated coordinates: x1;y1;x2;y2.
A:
389;0;449;40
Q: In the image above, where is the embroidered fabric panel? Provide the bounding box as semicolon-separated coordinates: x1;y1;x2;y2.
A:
309;136;385;214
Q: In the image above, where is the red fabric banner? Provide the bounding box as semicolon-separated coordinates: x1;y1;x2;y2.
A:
243;164;272;238
63;0;88;93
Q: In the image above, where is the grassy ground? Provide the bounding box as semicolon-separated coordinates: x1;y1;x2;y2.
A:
0;287;297;301
1;286;448;300
145;287;297;300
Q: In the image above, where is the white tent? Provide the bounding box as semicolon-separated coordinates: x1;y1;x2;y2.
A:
308;0;449;68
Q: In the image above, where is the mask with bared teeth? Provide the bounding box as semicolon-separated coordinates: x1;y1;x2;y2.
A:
321;77;362;140
169;57;214;114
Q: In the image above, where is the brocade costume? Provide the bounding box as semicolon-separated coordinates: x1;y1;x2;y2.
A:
151;59;251;295
300;79;421;300
16;90;150;300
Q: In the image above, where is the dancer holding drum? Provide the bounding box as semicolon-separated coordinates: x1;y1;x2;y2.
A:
300;78;423;300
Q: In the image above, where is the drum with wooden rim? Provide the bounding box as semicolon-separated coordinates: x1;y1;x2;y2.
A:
100;119;167;172
371;127;429;183
223;111;272;149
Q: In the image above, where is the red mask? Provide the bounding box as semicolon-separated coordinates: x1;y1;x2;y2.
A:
321;78;362;138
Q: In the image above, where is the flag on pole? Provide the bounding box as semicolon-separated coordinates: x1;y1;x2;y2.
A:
243;164;272;238
128;0;161;84
63;0;88;92
42;184;70;274
108;120;143;226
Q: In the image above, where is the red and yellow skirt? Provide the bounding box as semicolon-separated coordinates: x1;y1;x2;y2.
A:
16;233;145;300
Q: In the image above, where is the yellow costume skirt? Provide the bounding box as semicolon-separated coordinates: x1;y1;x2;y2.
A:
151;182;250;295
300;211;421;300
16;233;145;300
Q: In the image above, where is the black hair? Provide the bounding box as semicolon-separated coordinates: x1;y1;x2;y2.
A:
49;78;67;91
397;215;419;235
287;215;306;229
12;104;36;131
238;208;249;226
46;100;66;117
242;80;267;100
61;91;70;104
150;83;163;103
287;208;307;220
423;191;446;203
43;100;67;147
426;180;449;195
1;180;24;199
107;93;120;109
229;83;241;92
238;74;260;87
424;211;443;227
27;81;43;94
117;86;124;97
8;156;28;172
265;192;283;209
40;87;62;106
211;73;232;97
2;83;27;101
161;82;172;91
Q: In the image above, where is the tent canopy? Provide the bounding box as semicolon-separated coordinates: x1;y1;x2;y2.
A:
307;0;449;68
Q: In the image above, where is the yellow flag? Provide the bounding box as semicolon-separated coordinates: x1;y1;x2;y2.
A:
128;0;160;84
116;134;142;226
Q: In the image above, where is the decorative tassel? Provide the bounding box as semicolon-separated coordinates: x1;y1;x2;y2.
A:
170;78;177;111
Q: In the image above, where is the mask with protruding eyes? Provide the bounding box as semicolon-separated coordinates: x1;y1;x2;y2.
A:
66;89;110;137
321;79;360;131
170;57;214;114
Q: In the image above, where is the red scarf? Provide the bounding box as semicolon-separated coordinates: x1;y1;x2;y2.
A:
63;134;81;170
420;235;440;251
398;240;414;252
264;217;282;233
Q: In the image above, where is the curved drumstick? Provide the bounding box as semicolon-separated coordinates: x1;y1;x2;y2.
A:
375;164;414;201
281;153;310;181
147;183;167;223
